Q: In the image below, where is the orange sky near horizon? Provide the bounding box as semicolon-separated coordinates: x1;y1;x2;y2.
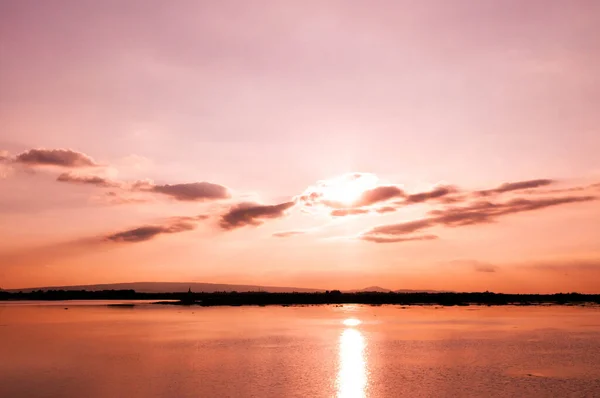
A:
1;1;599;293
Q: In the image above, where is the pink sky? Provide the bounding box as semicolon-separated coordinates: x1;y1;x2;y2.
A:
1;1;599;292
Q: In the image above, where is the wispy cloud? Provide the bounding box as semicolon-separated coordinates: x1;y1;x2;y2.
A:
331;208;370;217
443;259;499;273
100;191;152;205
57;172;121;188
430;196;596;227
272;230;307;238
359;234;438;244
474;179;555;197
366;219;434;236
375;206;397;214
474;264;498;273
361;195;596;243
525;259;600;272
148;182;231;202
105;215;209;243
4;148;233;204
404;185;459;204
5;152;598;248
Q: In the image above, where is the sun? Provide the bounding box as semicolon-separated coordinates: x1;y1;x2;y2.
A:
296;172;381;211
320;173;378;206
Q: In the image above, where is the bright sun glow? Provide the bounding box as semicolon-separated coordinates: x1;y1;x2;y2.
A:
321;173;379;206
343;318;362;327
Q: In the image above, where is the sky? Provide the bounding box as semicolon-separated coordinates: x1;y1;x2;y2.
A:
1;0;599;292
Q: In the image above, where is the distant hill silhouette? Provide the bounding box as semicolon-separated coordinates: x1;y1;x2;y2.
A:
354;286;393;293
7;282;325;294
352;286;449;293
6;282;450;295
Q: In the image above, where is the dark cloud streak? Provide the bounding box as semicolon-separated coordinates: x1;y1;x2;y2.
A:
475;179;554;197
431;196;597;227
15;149;98;168
375;206;397;213
220;201;295;230
331;208;370;217
106;221;198;243
361;195;596;243
57;172;120;188
405;185;458;204
354;185;404;207
368;219;434;236
150;182;230;201
360;234;438;244
273;230;306;238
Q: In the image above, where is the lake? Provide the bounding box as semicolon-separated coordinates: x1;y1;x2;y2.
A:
1;302;599;397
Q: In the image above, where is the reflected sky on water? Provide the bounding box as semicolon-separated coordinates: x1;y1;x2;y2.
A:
1;303;600;397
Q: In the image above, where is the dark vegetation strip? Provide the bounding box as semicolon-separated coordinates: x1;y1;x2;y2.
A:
1;290;599;306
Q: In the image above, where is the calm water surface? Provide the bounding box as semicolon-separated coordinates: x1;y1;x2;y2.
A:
1;302;599;397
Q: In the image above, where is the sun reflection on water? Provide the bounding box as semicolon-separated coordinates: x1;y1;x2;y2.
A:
337;326;367;398
342;318;361;327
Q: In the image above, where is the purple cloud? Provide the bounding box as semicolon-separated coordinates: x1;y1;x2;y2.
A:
149;182;230;201
57;172;120;188
15;148;98;168
361;195;596;243
220;201;295;230
475;179;554;197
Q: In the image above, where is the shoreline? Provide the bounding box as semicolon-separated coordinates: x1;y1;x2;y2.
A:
3;290;599;307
